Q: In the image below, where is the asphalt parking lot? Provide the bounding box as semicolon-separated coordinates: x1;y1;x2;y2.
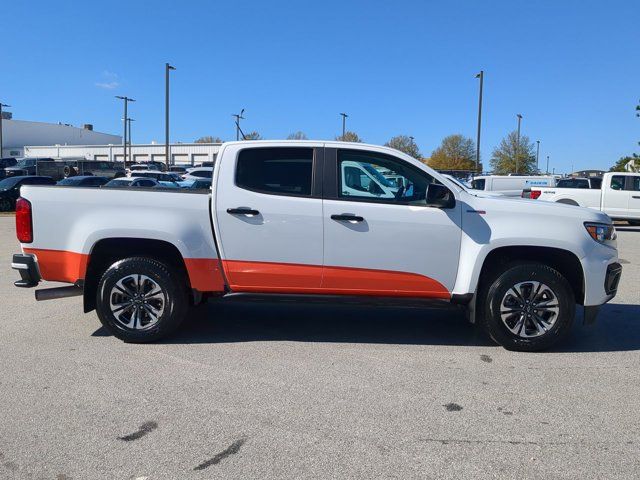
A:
0;216;639;479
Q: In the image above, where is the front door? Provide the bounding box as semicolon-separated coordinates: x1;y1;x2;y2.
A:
215;145;324;293
626;175;640;220
321;148;462;298
605;175;630;218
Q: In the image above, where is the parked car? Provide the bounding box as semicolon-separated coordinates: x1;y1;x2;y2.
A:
130;170;183;183
11;141;621;351
0;175;55;211
169;166;188;174
103;177;160;188
57;176;110;187
181;167;213;181
178;178;212;189
4;158;54;177
128;162;166;173
471;175;555;197
528;172;640;225
0;158;18;179
36;159;126;181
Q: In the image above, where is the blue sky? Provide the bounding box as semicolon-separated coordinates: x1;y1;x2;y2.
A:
1;0;638;172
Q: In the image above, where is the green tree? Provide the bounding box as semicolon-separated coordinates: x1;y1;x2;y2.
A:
610;155;639;172
194;136;222;143
385;135;422;160
490;131;536;174
243;131;262;140
287;131;308;140
428;134;479;171
335;131;362;143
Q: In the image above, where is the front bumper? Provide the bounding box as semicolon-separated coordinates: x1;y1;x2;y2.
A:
604;262;622;296
581;241;621;307
11;253;41;288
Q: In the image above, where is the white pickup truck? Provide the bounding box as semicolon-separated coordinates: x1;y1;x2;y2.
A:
528;172;640;225
11;141;622;351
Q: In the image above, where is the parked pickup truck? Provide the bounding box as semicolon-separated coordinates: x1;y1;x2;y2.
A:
11;141;622;351
528;172;640;225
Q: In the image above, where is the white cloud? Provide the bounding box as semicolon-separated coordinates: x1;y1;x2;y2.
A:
95;71;120;89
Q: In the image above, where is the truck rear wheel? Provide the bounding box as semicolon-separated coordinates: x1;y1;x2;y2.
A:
478;263;575;352
95;257;188;342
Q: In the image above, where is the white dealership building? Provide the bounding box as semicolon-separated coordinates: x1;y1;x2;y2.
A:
23;142;221;166
1;118;122;157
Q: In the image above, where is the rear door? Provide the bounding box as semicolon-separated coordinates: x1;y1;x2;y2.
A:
215;145;324;292
321;148;462;298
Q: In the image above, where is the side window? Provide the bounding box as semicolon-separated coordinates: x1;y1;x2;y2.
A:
611;176;625;191
236;147;313;196
591;178;602;189
631;176;640;191
337;150;434;205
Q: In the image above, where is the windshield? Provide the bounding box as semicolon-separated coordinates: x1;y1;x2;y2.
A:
0;177;21;190
361;164;396;188
57;177;82;186
445;175;469;191
105;179;131;187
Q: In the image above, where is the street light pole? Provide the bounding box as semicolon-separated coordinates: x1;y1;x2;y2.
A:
515;114;523;174
115;96;135;169
475;71;484;173
546;155;550;175
127;118;135;165
0;102;10;158
340;112;348;138
233;109;245;141
536;140;540;173
165;63;176;169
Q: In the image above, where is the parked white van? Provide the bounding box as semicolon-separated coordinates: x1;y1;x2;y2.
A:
471;175;555;197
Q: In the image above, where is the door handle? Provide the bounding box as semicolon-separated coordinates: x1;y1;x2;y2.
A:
633;196;640;199
331;214;364;222
227;207;260;216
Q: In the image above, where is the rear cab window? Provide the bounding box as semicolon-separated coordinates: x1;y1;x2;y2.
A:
236;147;313;196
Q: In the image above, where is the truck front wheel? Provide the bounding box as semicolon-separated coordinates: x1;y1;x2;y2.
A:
478;263;575;352
95;257;188;342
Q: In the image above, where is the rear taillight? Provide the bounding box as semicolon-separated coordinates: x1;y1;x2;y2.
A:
530;190;542;199
15;198;33;243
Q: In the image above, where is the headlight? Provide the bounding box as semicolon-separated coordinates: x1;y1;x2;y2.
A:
584;222;616;244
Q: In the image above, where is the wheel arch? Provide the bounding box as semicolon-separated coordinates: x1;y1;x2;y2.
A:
555;198;580;206
477;245;585;307
83;237;191;313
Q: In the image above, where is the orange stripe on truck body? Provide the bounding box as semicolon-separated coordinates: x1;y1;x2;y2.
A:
183;258;226;292
24;248;226;293
223;259;450;298
23;249;449;299
23;248;89;284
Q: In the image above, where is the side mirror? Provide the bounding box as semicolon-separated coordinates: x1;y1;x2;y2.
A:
426;183;455;209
